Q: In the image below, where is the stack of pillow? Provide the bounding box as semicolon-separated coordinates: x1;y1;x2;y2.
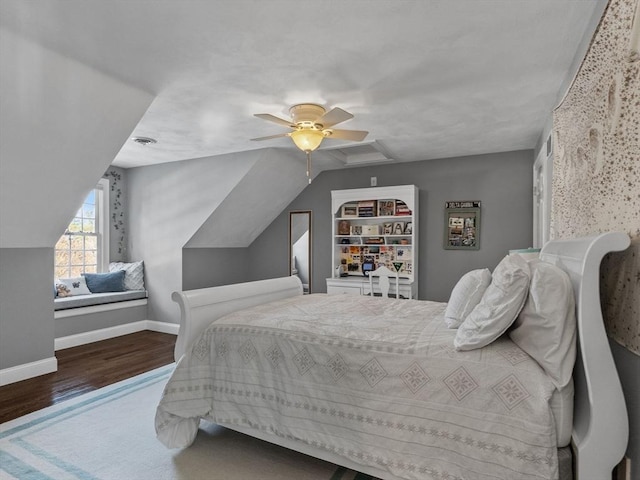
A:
55;261;145;297
445;254;576;389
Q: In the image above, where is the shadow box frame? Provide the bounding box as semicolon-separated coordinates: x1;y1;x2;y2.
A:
443;201;481;250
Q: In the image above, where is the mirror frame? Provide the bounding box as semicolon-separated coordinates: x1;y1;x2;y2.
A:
288;210;312;293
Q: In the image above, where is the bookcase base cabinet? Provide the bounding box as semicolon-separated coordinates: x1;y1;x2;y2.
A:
326;277;416;299
330;185;418;299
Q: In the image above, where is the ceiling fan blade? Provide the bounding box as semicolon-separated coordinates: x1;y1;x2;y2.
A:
250;133;290;141
326;129;369;141
316;107;353;128
254;113;295;128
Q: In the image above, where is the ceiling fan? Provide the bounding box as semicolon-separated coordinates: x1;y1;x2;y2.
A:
251;103;369;183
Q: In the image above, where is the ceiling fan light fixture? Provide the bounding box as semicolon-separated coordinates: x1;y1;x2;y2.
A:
290;129;324;152
252;103;368;184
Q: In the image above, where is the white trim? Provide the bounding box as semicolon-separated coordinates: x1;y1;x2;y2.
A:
54;320;178;351
96;177;110;273
0;356;58;387
146;320;180;335
54;298;147;318
533;143;553;248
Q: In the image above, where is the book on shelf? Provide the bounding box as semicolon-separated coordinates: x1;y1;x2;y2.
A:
364;236;385;245
395;201;411;216
357;200;377;217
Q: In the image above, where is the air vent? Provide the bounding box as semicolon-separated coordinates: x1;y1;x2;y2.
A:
132;136;157;145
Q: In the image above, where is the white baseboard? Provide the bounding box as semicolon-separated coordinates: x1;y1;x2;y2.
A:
0;356;58;387
146;320;180;335
55;320;178;351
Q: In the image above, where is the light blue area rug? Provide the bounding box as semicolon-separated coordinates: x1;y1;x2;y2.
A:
0;365;376;480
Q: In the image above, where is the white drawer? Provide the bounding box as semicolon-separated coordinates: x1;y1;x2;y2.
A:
326;285;362;295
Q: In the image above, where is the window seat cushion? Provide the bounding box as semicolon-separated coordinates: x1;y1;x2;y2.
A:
54;290;147;311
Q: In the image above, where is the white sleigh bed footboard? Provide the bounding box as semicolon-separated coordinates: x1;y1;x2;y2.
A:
172;275;303;361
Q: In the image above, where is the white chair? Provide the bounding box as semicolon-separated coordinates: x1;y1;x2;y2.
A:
367;265;401;299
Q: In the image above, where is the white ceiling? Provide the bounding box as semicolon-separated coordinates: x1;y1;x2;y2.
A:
0;0;604;169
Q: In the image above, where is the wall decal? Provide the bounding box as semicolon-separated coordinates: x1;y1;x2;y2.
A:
104;167;127;261
553;0;640;354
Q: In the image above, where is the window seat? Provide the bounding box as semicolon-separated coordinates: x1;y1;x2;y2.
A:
54;290;147;311
54;290;148;342
54;263;149;342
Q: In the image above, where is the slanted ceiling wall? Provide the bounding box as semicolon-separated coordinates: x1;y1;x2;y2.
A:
185;149;310;248
0;28;153;372
0;28;154;248
127;148;310;326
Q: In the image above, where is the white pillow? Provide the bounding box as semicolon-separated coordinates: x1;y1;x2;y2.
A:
454;254;531;351
444;268;492;328
508;260;576;388
109;261;145;290
56;276;92;296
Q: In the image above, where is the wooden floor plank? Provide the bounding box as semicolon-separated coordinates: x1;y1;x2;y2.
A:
0;330;175;424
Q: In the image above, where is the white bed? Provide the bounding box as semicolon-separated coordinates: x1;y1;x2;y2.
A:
156;232;630;480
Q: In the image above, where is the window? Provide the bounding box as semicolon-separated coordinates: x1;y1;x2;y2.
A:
55;178;110;278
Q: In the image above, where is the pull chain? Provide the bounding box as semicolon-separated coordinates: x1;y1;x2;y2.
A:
306;151;312;184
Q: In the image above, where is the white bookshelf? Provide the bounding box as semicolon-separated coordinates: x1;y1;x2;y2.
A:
328;185;418;299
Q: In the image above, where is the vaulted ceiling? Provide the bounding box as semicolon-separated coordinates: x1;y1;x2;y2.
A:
0;0;605;169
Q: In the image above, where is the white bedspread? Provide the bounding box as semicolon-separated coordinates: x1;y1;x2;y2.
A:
156;294;559;480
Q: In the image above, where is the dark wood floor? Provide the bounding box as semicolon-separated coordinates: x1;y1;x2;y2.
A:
0;330;176;424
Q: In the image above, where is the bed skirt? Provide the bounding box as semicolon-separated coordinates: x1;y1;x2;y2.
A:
558;446;572;480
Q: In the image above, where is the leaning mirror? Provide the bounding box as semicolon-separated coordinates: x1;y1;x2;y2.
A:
289;210;312;294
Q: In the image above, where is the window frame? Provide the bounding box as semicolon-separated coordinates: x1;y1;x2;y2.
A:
55;178;110;278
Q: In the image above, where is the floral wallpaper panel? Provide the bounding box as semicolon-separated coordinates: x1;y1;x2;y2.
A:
552;0;640;355
104;167;128;262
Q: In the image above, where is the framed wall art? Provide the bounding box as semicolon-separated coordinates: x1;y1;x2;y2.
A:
444;201;480;250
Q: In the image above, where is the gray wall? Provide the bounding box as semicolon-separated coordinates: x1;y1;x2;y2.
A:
611;336;639;470
0;249;55;370
182;248;250;291
184;150;534;301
